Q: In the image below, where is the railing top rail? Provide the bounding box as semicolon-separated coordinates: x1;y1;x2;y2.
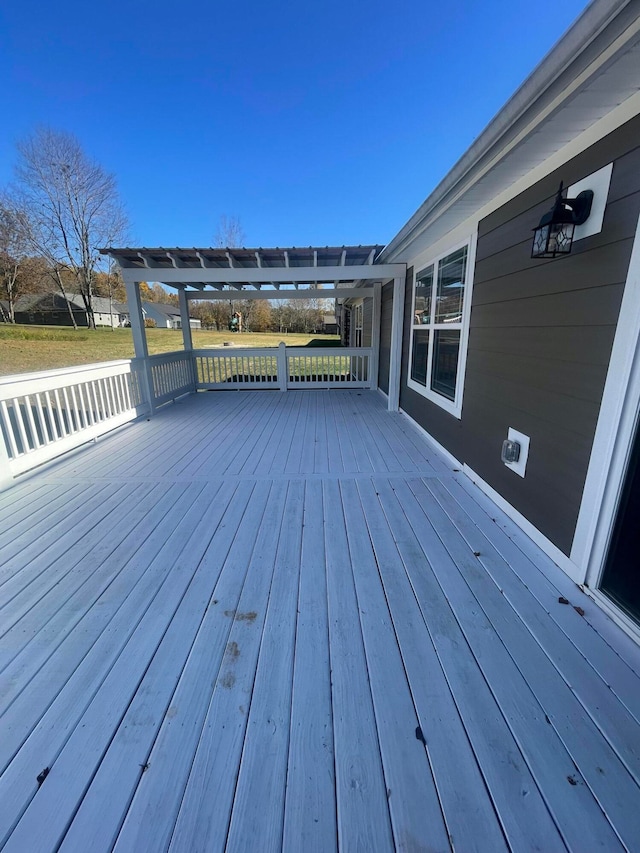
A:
147;350;193;363
285;347;372;356
192;347;280;357
0;358;136;387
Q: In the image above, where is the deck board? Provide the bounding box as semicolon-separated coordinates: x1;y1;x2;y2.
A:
1;389;639;852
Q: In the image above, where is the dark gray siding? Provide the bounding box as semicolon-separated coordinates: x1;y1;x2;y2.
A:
362;298;373;347
400;115;640;555
378;283;393;394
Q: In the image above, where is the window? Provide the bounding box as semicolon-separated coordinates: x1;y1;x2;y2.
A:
352;303;363;347
408;239;475;417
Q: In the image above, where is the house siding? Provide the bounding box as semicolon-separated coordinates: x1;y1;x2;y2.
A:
378;283;393;394
362;297;373;348
400;115;640;555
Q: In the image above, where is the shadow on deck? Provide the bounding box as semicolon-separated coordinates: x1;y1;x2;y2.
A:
1;390;639;852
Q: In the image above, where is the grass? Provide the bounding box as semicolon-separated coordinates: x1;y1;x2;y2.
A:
0;325;341;377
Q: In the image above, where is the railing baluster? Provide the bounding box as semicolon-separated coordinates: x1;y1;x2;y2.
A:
1;401;21;459
53;389;68;436
70;385;84;430
44;391;60;440
13;397;31;454
23;394;41;450
61;387;74;432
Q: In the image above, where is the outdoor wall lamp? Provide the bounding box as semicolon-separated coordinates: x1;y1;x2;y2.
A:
531;181;594;258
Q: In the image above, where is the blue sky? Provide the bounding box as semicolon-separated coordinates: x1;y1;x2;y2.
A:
0;0;589;249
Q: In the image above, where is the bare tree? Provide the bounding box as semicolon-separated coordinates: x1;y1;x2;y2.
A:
213;215;246;248
0;199;29;322
13;127;128;329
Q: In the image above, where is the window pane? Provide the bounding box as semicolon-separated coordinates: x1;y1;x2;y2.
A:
411;330;429;386
431;329;460;400
435;247;467;324
414;266;433;325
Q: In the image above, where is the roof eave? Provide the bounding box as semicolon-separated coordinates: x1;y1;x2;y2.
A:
379;0;636;262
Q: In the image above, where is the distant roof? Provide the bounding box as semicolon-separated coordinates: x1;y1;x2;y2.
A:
141;301;181;318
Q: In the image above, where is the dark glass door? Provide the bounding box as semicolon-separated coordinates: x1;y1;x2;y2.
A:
600;419;640;623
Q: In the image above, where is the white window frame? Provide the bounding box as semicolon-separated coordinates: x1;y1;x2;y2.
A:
351;301;364;348
407;232;477;418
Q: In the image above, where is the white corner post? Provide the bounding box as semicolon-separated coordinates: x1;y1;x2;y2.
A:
370;282;381;391
277;342;288;391
388;274;406;412
0;435;13;490
125;279;155;415
179;288;193;352
178;288;197;393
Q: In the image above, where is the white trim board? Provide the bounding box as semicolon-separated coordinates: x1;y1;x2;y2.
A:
462;464;581;583
584;587;640;648
398;409;461;470
398;406;581;581
387;90;640;267
571;211;640;587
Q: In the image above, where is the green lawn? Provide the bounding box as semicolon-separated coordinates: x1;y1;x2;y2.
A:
0;325;341;377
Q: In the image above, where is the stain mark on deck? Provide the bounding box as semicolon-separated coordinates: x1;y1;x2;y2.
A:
224;609;257;623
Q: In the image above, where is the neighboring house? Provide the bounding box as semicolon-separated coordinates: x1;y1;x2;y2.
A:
374;0;640;638
11;293;89;327
89;297;129;328
141;301;202;330
4;293;129;328
321;313;339;335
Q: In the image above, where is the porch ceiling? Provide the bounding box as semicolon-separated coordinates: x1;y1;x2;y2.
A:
100;245;400;292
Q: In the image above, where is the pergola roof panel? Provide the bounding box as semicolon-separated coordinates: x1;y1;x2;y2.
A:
102;245;385;273
101;245;405;292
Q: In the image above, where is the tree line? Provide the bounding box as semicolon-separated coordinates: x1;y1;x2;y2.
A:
1;126;337;337
189;298;334;334
0;127;128;329
1;127;225;329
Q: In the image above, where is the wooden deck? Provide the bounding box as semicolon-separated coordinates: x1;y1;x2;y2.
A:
1;389;640;852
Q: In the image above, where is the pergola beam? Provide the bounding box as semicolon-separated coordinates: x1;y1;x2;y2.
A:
184;287;374;301
117;263;404;285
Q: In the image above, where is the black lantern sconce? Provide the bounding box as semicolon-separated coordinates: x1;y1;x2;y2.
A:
531;181;594;258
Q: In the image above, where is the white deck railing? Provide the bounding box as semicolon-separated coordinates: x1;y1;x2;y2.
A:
195;348;281;389
148;351;195;405
0;360;147;480
285;347;371;388
195;344;372;390
0;345;373;486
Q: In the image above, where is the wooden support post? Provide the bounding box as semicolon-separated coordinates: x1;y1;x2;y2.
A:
370;283;381;391
0;433;13;491
277;342;288;391
178;287;197;392
125;280;155;415
388;274;406;412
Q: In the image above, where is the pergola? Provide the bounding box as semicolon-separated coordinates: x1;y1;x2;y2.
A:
102;245;407;410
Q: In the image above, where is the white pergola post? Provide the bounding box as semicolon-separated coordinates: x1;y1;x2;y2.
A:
370;283;381;392
178;288;193;352
388;274;406;412
0;437;12;490
125;279;155;415
178;287;197;392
